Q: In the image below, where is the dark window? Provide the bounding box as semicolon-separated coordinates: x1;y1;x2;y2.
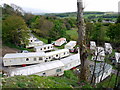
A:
26;58;29;61
49;57;51;59
42;72;46;75
56;69;61;72
48;47;49;49
45;60;47;62
56;55;58;57
41;48;42;50
64;52;66;55
39;57;42;60
44;47;46;50
34;58;36;61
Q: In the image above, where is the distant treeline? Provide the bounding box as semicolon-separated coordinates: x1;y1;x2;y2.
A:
44;12;118;21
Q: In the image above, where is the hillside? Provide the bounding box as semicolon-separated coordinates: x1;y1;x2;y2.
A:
2;71;81;88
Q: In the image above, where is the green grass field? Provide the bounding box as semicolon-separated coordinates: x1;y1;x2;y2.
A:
66;29;78;41
2;70;79;88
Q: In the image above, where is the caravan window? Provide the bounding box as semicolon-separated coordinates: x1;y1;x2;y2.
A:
34;58;36;61
56;69;61;72
56;55;58;57
39;57;42;60
42;72;46;76
26;58;29;61
48;47;49;49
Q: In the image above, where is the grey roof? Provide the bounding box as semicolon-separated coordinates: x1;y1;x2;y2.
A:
3;52;46;59
90;63;112;77
9;60;64;76
61;53;80;65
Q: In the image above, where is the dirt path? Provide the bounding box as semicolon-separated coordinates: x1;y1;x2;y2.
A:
2;46;19;57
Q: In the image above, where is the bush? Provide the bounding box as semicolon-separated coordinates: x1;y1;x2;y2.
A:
64;70;78;80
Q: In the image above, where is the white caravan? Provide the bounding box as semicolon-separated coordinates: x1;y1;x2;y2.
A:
105;43;112;54
90;41;96;50
115;52;120;63
92;47;105;61
65;41;77;49
34;44;54;52
3;52;46;66
54;38;67;46
26;34;43;48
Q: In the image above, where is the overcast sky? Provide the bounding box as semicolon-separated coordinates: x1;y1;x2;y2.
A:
1;0;120;13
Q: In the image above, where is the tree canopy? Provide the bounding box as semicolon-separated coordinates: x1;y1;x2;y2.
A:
2;15;29;46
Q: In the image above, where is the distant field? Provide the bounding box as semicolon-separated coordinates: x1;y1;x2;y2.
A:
66;29;78;41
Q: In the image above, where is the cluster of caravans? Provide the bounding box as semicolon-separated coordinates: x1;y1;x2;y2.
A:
90;41;113;61
7;54;81;77
3;36;80;77
3;34;78;67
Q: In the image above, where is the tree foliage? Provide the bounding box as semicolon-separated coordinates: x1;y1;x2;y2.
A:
2;15;29;46
107;23;120;43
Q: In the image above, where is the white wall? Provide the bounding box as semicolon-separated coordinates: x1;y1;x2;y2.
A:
3;56;45;66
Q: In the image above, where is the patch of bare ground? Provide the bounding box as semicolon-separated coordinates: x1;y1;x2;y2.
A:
2;46;19;57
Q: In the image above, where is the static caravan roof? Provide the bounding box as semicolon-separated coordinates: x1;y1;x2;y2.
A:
45;49;69;56
33;41;43;44
56;38;66;42
105;43;112;48
115;52;120;63
3;52;45;59
9;60;64;75
61;53;80;65
35;44;53;49
90;63;112;77
96;47;105;55
65;41;76;47
90;41;96;46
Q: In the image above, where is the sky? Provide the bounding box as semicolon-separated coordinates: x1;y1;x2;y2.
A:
1;0;120;13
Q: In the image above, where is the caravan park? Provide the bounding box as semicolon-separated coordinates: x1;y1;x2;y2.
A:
1;0;120;89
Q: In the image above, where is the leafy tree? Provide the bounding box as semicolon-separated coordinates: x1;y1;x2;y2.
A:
31;16;54;38
23;13;35;27
116;15;120;23
85;23;94;44
2;15;29;46
107;23;120;43
91;23;107;43
49;20;67;40
2;4;24;20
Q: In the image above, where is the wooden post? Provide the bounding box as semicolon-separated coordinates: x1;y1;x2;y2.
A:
77;0;89;82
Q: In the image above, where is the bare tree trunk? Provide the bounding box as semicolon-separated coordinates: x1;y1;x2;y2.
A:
77;0;89;82
90;50;99;84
